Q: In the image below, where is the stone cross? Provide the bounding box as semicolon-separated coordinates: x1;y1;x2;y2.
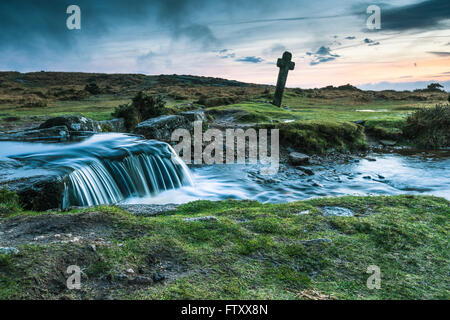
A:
273;51;295;107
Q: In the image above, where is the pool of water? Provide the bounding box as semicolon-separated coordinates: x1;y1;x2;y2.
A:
125;151;450;204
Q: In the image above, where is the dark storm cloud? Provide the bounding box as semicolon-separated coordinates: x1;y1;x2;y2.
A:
363;0;450;31
0;0;216;52
428;52;450;56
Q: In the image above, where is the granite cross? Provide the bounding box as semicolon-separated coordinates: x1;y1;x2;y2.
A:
273;51;295;107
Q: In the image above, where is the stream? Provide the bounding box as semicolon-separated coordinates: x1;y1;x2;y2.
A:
0;133;448;208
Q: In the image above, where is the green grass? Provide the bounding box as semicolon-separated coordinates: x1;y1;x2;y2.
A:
0;95;132;121
1;195;448;300
262;120;367;153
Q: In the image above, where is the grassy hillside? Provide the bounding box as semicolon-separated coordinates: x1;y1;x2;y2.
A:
0;195;448;300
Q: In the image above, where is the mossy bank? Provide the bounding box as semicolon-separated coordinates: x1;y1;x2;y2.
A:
1;195;448;300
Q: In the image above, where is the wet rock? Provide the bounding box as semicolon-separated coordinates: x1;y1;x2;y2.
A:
180;109;206;122
363;176;372;180
152;273;166;282
321;206;355;217
40;116;102;133
380;140;397;146
0;247;19;255
366;157;377;162
1;175;68;211
311;181;323;187
183;216;218;222
134;115;192;142
0;126;70;142
289;152;310;165
298;167;314;176
99;118;126;133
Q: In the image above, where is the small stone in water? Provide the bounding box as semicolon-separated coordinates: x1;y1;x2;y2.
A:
153;273;165;282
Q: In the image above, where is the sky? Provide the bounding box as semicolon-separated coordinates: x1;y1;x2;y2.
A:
0;0;449;90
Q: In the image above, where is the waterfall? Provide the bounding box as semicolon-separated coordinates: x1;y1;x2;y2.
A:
10;133;194;208
67;151;193;207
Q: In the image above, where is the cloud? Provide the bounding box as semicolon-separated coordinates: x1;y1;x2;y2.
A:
263;44;287;56
218;49;236;59
175;24;219;49
236;56;264;63
307;46;340;66
428;51;450;56
379;0;450;31
364;38;380;46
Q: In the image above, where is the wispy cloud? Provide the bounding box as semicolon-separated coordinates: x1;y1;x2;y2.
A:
428;51;450;56
236;56;264;63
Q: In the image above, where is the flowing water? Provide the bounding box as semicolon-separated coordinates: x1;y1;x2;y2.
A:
0;133;448;208
0;134;193;208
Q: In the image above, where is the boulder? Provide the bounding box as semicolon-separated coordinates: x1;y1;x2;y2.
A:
0;126;70;142
380;139;397;146
180;109;206;122
288;152;310;165
99;118;127;133
39;116;102;133
1;175;69;211
134;115;192;142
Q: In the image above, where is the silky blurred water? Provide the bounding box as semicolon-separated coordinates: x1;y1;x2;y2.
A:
0;134;449;206
125;151;450;204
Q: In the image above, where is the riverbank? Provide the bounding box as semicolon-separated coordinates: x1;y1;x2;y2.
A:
0;195;448;299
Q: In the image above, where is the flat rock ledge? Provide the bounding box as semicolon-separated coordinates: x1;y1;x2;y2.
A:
117;204;179;216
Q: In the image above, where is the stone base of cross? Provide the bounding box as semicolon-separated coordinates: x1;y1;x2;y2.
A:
273;51;295;107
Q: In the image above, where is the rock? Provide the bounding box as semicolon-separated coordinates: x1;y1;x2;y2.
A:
289;152;310;165
301;238;332;245
295;210;310;215
129;275;154;285
311;181;323;187
0;247;19;255
380;139;397;146
183;216;218;222
99;118;126;133
0;126;70;142
321;206;355;217
180;109;206;122
134;115;192;142
1;175;68;211
117;204;179;216
152;273;166;282
363;175;372;180
40;116;102;133
366;157;377;162
298;167;314;176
